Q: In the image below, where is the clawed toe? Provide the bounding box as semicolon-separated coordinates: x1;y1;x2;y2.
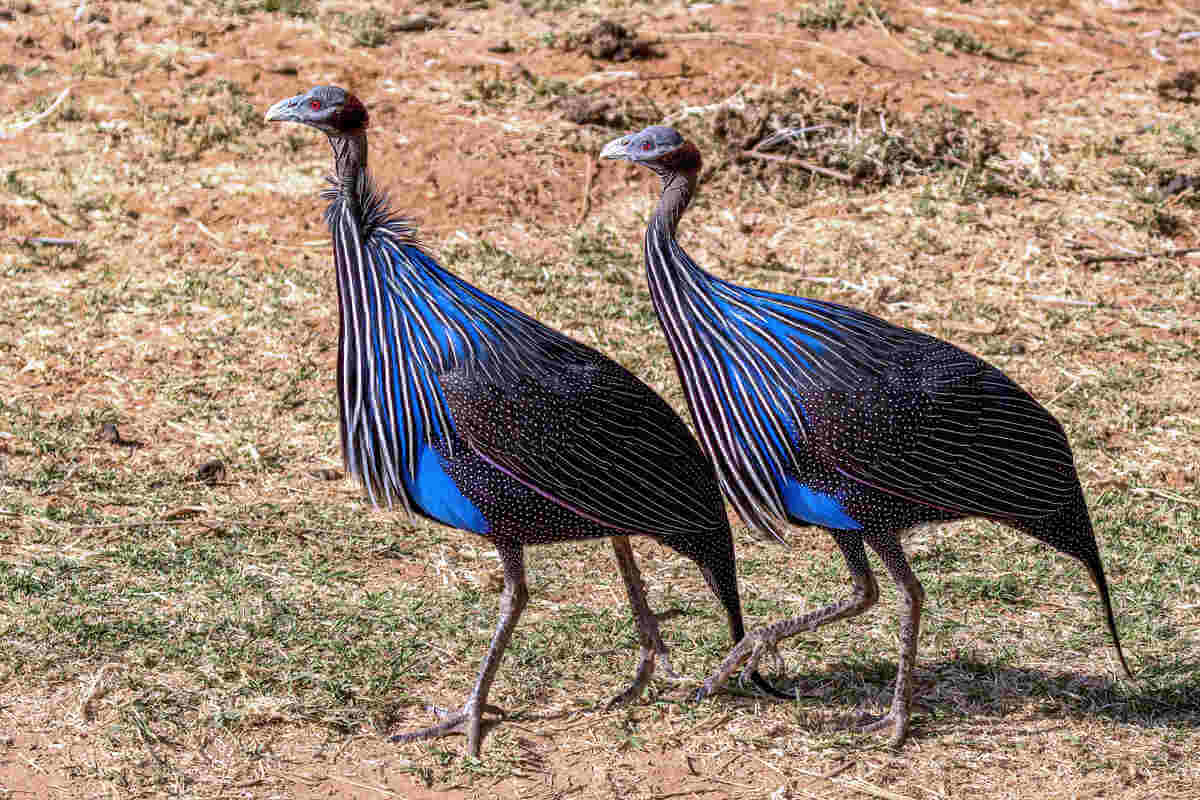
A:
655;649;680;681
605;684;644;710
850;709;909;747
390;701;507;756
697;631;794;702
606;648;679;709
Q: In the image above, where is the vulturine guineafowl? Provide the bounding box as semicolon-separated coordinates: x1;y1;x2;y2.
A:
263;88;769;756
600;125;1132;747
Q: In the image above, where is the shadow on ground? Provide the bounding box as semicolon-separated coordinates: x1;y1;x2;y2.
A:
735;657;1200;735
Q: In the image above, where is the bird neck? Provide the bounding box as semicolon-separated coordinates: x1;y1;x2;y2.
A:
652;168;697;239
645;167;702;291
329;131;368;214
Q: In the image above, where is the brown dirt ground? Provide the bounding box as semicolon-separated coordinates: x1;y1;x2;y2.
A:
2;0;1198;798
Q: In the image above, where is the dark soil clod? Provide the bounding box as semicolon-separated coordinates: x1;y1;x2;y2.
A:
197;459;228;485
567;20;661;62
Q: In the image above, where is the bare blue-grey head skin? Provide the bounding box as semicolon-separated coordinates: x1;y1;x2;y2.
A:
266;86;372;215
264;85;369;134
599;125;687;167
601;126;702;232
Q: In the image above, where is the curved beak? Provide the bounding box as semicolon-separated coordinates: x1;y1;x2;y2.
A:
264;94;304;124
599;135;632;161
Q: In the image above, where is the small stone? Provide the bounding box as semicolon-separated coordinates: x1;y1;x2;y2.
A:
197;460;227;485
1161;174;1199;197
97;423;121;444
390;14;442;32
488;40;513;54
1157;69;1198;99
562;95;619;126
307;468;343;481
567;20;661;62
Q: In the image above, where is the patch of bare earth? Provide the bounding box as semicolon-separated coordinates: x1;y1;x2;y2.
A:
2;0;1198;798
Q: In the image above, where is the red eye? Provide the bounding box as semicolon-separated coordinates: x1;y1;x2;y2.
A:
641;141;653;151
309;99;322;110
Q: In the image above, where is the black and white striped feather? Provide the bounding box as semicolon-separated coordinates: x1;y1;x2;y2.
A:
324;172;726;539
643;215;1077;540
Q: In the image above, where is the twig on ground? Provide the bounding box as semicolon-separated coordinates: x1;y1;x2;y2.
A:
1080;248;1200;264
662;91;745;124
738;150;856;184
867;4;918;60
578;157;594;225
328;775;402;797
14;237;80;247
796;762;856;787
942;154;1026;194
1029;295;1097;307
651;789;726;799
1132;487;1199;506
193;219;224;244
575;71;698;88
1;87;72;139
72;519;194;530
79;663;124;722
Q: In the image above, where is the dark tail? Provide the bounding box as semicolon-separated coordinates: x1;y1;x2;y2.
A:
670;529;790;697
1086;560;1134;679
1023;488;1133;679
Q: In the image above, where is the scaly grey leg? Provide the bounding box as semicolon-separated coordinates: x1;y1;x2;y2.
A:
607;535;680;708
392;541;528;756
858;533;924;747
697;532;879;699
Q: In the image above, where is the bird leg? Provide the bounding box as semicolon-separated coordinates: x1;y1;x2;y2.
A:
606;535;680;709
696;532;879;700
857;534;924;748
391;542;528;757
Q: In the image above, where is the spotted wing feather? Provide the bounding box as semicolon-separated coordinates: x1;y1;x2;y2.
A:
801;340;1078;520
441;353;726;539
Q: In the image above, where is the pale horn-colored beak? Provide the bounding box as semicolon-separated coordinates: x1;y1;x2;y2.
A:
599;136;632;160
264;94;303;123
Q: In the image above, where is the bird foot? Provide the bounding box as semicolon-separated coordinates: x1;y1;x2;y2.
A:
851;708;910;748
390;700;507;757
606;648;678;709
695;631;791;702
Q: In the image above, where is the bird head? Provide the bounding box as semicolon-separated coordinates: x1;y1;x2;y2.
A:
600;126;702;174
264;86;368;135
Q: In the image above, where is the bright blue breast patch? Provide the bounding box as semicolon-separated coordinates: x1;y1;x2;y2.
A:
410;445;490;534
782;479;862;530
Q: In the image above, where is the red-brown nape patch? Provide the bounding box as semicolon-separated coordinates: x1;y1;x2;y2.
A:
335;94;369;131
660;142;701;173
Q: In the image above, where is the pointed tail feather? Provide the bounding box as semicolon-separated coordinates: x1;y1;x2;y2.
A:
1086;561;1134;679
1022;487;1133;679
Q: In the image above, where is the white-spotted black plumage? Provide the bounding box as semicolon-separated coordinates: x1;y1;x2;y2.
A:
266;88;766;757
601;125;1131;748
643;213;1079;540
324;172;731;541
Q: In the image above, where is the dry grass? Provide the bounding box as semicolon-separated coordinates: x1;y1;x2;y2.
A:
1;0;1198;798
